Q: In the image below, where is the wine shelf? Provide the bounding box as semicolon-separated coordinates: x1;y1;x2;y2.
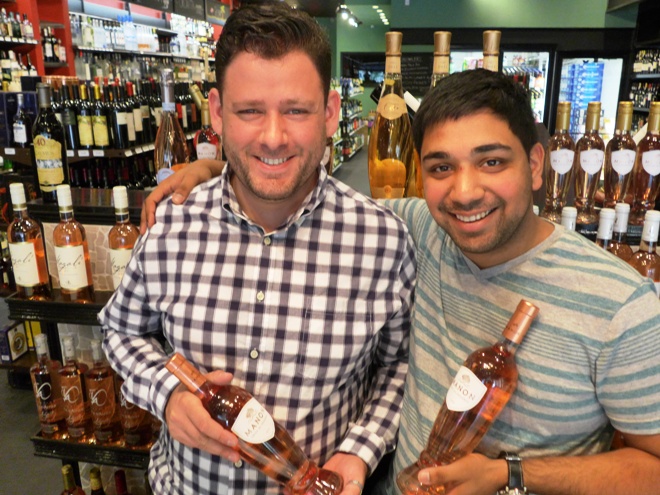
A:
31;432;150;470
6;289;114;325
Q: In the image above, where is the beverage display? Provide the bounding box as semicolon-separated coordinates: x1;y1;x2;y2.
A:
561;206;577;230
368;32;419;199
603;102;636;208
53;185;95;303
165;353;343;495
396;300;539;495
115;469;130;495
116;376;154;448
540;102;575;222
573;101;605;225
628;209;660;294
60;464;86;495
594;208;616;251
7;182;52;300
609;203;634;261
108;186;139;290
430;31;451;88
12;93;31;147
90;466;106;495
30;333;67;439
482;30;501;72
58;335;94;442
194;99;221;160
77;83;95;150
629;102;660;225
154;68;189;184
91;83;111;150
86;340;122;444
33;83;69;203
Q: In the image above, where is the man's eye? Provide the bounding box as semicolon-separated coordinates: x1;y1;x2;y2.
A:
287;108;308;115
484;159;502;167
430;164;451;173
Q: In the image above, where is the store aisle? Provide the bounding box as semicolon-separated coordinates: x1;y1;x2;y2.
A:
332;149;370;196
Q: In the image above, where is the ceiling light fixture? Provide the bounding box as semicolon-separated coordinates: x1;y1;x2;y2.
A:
336;3;362;28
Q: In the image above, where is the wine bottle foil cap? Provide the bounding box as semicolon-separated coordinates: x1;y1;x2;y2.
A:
434;31;451;55
385;32;403;56
36;83;52;108
615;203;630;213
503;299;539;344
599;208;615;220
649;102;660;131
9;182;26;206
113;185;129;211
483;30;501;54
56;184;73;210
561;206;577;218
616;102;633;132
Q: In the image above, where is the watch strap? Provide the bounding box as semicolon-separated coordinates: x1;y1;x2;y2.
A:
498;451;527;494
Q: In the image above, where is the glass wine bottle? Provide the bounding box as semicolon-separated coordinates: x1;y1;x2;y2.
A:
629;102;660;226
60;464;86;495
595;208;616;251
396;300;539;495
482;30;501;72
7;182;51;300
430;31;451;88
89;466;107;495
540;102;575;223
12;92;31;147
108;185;139;290
77;82;95;150
154;68;189;184
603;101;636;208
608;203;633;262
561;205;577;231
30;333;67;439
165;353;343;495
32;83;69;203
573;101;605;226
194;99;221;160
86;339;122;444
368;32;419;199
61;82;80;152
628;209;660;295
53;184;95;303
91;83;110;151
116;376;154;449
58;335;94;442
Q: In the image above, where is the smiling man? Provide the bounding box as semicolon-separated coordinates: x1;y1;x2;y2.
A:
98;3;416;494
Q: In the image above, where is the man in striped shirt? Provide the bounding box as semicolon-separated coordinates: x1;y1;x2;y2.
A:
99;3;415;494
142;60;660;495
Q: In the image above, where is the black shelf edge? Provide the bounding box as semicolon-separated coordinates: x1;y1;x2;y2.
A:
6;289;114;325
31;432;150;469
633;107;651;113
1;146;33;166
0;349;35;370
631;73;660;80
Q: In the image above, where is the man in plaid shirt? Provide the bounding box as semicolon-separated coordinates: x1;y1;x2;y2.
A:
99;2;415;494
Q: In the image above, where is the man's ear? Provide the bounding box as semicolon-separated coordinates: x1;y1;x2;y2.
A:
208;88;223;136
325;90;341;138
529;142;545;192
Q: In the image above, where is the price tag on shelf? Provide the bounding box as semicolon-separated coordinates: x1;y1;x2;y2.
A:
93;150;104;157
78;150;90;157
4;148;15;155
67;150;74;157
125;150;134;157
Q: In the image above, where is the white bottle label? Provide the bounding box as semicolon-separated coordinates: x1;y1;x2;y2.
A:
133;109;143;132
610;149;636;175
12;123;27;144
110;248;133;290
377;93;407;120
579;149;604;175
196;142;218;160
8;241;40;287
54;245;89;290
231;397;275;444
550;149;574;174
126;112;136;141
445;366;487;412
642;150;660;177
116;111;127;125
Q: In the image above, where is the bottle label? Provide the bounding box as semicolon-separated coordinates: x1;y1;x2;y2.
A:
483;55;498;72
63;109;77;126
110;247;133;290
92;116;110;146
642;150;660;177
33;372;65;422
550;149;574;174
8;241;41;287
377;93;407;120
141;105;150;120
579;149;604;175
445;366;488;412
154;107;163;127
88;376;117;428
116;111;127;125
54;245;90;290
77;115;94;146
60;375;89;426
196;142;219;160
33;135;64;193
231;397;275;444
12;122;27;144
611;149;636;175
133;108;144;132
126;113;136;141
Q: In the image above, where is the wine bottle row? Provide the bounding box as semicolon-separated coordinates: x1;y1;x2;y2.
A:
31;331;160;448
42;26;67;65
629;81;660;110
0;8;34;41
541;100;660;228
633;48;660;74
61;464;146;495
1;50;38;92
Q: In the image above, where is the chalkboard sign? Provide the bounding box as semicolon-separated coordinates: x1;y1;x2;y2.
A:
174;0;205;20
401;53;433;99
206;0;230;25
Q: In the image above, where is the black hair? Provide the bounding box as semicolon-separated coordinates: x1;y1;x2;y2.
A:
413;69;538;157
215;1;332;101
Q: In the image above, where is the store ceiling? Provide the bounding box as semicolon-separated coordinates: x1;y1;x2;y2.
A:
239;1;392;27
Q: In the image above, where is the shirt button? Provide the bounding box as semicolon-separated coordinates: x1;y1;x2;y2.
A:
263;237;271;246
256;291;265;302
234;460;243;468
249;348;259;359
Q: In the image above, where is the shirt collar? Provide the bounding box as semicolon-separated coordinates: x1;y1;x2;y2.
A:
217;162;330;233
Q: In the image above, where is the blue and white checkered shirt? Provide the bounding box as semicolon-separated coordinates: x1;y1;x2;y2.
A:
99;164;416;494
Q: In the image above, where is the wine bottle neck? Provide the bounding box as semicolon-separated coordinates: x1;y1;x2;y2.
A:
640;239;657;253
59;210;74;221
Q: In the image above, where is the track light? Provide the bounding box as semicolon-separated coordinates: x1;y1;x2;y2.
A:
336;4;361;27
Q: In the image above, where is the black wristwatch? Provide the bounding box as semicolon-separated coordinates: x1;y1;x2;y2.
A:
497;451;527;495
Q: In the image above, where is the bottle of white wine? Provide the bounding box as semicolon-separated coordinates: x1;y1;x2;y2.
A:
154;68;189;184
430;32;451;88
368;32;420;199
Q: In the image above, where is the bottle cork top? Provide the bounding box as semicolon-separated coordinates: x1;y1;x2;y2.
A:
9;182;26;206
502;299;539;344
483;30;501;54
385;31;403;56
434;31;451;55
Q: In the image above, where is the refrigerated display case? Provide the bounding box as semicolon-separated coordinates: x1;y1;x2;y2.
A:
502;51;551;124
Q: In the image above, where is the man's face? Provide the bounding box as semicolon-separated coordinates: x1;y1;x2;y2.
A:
208;50;339;220
420;110;545;268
